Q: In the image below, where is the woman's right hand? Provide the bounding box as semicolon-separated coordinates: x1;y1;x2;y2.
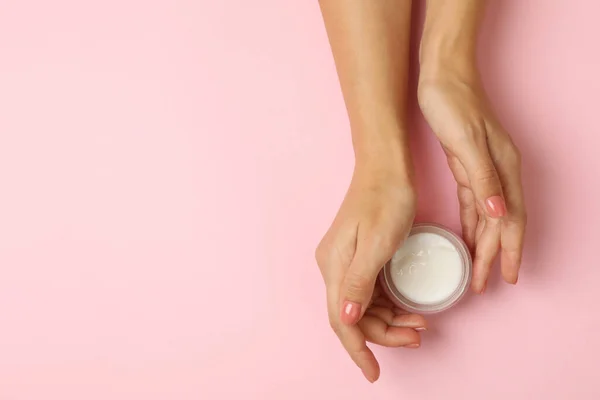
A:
418;71;527;293
315;155;427;383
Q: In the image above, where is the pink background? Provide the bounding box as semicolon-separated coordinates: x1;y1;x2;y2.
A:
1;1;598;398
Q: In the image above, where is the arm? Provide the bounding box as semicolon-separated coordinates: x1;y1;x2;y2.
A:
316;0;423;383
320;0;413;171
418;0;526;291
420;0;485;80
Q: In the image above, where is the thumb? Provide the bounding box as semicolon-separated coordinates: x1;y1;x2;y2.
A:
457;141;506;219
339;249;382;326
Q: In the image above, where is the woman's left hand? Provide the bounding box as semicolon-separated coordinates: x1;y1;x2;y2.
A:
418;71;527;293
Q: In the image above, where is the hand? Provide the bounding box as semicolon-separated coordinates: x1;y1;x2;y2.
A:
418;71;527;293
315;159;426;383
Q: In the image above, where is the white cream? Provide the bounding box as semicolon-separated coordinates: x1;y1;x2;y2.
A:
390;232;464;305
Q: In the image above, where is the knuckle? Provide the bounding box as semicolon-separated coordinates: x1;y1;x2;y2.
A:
369;232;395;255
505;213;527;233
513;210;528;227
506;204;527;227
345;271;373;299
504;142;522;169
474;165;500;188
462;119;487;141
314;241;328;266
457;186;476;208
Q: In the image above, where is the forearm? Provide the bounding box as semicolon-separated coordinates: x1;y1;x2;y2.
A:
319;0;413;170
420;0;486;80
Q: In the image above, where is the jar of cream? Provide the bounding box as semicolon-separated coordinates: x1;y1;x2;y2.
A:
379;224;472;314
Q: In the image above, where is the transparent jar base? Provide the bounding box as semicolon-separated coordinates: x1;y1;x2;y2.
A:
378;223;472;314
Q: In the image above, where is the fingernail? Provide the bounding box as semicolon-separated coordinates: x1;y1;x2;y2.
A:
481;281;487;294
405;343;420;348
415;327;427;332
341;301;361;325
362;369;375;383
485;196;507;218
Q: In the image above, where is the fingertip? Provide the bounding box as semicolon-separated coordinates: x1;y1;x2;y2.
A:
471;261;485;294
501;250;521;285
361;358;380;383
388;326;421;347
404;331;422;349
471;278;486;294
505;273;519;285
471;223;500;294
390;313;427;331
503;265;519;285
362;369;374;383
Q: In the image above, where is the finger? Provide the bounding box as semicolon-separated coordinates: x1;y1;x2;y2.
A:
339;237;393;326
327;289;380;382
495;144;527;284
500;220;525;284
454;125;507;219
319;217;382;382
475;215;486;245
457;185;478;251
472;218;501;293
445;154;478;251
370;295;395;309
338;324;381;382
339;268;377;326
359;316;421;348
369;284;395;308
365;307;427;331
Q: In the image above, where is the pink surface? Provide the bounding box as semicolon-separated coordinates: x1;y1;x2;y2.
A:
0;1;598;399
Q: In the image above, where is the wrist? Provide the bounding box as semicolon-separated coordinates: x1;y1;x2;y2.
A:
420;43;478;83
353;129;415;187
419;1;484;83
420;30;479;84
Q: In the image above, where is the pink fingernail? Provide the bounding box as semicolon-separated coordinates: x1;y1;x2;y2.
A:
415;327;427;332
406;343;420;348
485;196;507;218
341;301;361;325
481;281;487;294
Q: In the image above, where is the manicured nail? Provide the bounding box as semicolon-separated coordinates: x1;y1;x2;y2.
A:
405;343;420;348
485;196;507;218
415;327;427;332
341;301;361;325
